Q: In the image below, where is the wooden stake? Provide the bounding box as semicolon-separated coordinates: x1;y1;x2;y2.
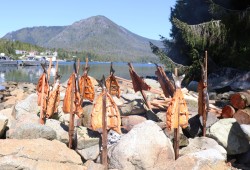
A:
140;89;152;110
53;60;58;85
173;68;179;160
39;74;45;124
47;58;53;82
203;51;208;136
101;87;108;170
68;75;75;149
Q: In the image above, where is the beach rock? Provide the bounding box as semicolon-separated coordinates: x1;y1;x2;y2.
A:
184;92;199;117
187;81;198;92
10;88;25;100
120;93;146;115
156;111;166;123
84;160;105;170
209;92;218;100
207;118;250;155
0;138;86;169
0;107;15;127
0;114;8;138
18;82;36;94
77;144;100;161
121;115;147;131
240;124;250;141
59;112;71;125
15;93;39;118
200;111;219;128
108;120;175;170
76;126;100;150
8;121;57;140
0;82;34;109
179;132;189;147
45;119;69;144
112;96;124;106
2;95;17;109
180;137;227;159
144;78;161;89
174;149;229;170
208;68;250;92
81;100;93;127
7;111;57;140
183;110;219;138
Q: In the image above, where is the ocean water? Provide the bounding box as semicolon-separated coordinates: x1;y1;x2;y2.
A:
0;61;160;84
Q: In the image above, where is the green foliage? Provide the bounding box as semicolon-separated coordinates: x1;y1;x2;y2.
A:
0;39;44;57
152;0;250;83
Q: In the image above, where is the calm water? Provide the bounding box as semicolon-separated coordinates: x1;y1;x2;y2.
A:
0;61;159;84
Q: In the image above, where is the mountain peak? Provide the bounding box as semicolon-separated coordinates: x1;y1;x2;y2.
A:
2;16;162;62
73;15;116;28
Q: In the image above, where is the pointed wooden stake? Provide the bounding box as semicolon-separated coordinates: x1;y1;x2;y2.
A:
53;60;59;85
39;74;45;124
202;51;208;136
173;68;180;160
68;75;75;149
101;86;108;170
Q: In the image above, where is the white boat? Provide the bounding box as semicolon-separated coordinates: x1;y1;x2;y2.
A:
21;56;52;66
0;56;18;66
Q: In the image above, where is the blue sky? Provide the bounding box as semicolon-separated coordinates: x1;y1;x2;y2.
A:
0;0;176;40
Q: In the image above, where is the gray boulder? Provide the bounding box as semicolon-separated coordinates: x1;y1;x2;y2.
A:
76;126;100;150
45;119;69;144
121;115;147;131
120;93;146;115
208;68;250;92
0;107;15;127
14;93;39;118
207;118;250;155
8;122;57;140
174;149;228;170
77;144;100;161
84;160;105;170
0;138;86;169
108;120;175;170
180;137;227;159
240;124;250;141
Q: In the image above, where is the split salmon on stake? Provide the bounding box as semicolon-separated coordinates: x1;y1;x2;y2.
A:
106;62;121;98
46;74;61;118
91;77;121;134
166;74;189;130
63;73;84;118
79;58;95;102
36;73;49;110
36;63;50;124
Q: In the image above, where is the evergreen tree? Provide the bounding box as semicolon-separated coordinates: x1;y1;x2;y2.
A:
151;0;250;83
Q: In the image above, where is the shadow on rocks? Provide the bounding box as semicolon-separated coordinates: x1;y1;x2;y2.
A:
182;114;203;138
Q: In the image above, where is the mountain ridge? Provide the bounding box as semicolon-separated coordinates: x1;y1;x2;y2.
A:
2;15;162;62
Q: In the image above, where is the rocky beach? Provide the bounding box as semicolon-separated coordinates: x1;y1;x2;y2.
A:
0;68;250;170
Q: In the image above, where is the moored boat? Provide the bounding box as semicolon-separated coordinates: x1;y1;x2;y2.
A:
21;56;53;66
0;56;18;66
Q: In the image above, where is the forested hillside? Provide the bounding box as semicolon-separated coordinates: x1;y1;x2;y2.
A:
0;39;107;61
0;39;44;58
2;15;162;62
151;0;250;82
